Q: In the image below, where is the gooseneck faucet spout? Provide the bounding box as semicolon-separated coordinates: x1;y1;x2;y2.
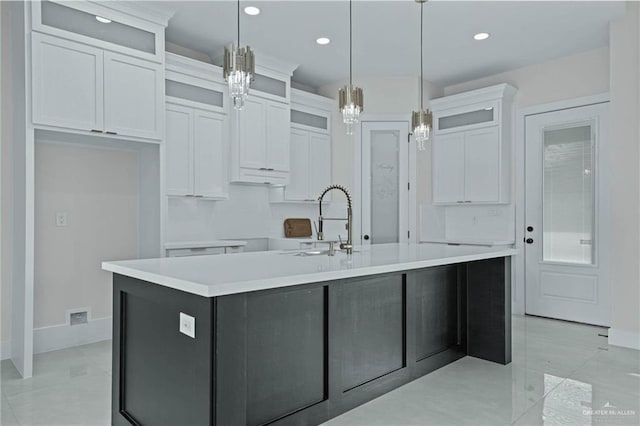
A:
317;185;353;255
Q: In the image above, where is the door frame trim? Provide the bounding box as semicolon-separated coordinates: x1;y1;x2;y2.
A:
513;93;610;315
354;114;417;246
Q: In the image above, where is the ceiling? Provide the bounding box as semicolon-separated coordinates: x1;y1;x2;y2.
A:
159;0;625;89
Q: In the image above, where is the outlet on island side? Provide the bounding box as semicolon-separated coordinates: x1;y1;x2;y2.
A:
179;312;196;338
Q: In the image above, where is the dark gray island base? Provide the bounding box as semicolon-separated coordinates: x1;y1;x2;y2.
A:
111;257;511;426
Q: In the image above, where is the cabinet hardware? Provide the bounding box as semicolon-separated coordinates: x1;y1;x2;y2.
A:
259;167;268;170
268;168;275;171
526;226;534;232
465;200;472;203
90;129;103;133
264;182;271;184
457;201;465;203
526;238;534;244
105;131;118;135
194;195;204;198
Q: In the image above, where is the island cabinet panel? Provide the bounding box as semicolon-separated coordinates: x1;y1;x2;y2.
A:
216;284;331;426
408;266;467;378
112;275;214;426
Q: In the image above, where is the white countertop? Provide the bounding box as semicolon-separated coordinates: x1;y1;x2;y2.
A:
164;240;247;250
103;243;517;298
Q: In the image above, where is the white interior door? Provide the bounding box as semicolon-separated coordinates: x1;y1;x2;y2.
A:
360;121;410;245
525;103;610;326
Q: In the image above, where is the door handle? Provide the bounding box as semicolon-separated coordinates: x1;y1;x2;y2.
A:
527;226;534;232
525;238;534;244
363;234;370;241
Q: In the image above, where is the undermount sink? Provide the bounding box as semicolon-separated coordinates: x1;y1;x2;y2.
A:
281;248;360;257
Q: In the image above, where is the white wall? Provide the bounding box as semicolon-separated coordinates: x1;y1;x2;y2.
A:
609;2;640;349
33;142;138;328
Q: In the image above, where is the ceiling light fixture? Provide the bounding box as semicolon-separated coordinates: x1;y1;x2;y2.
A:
473;32;490;41
95;16;112;24
316;37;331;45
338;0;363;136
412;0;433;151
224;0;255;110
243;6;260;16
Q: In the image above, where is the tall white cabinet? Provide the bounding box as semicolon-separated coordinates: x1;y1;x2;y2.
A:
430;84;516;205
164;53;229;200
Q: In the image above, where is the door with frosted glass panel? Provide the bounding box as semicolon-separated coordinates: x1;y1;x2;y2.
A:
524;103;610;326
361;122;410;245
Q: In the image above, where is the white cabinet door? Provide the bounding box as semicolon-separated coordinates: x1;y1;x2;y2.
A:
194;110;227;199
432;132;466;203
239;97;267;170
32;33;103;131
165;105;193;196
104;51;162;140
285;130;310;201
464;126;500;202
266;102;291;172
309;132;331;199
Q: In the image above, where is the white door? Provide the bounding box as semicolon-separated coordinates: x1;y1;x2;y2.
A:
525;103;610;326
286;129;311;201
194;110;227;198
239;97;267;170
464;126;500;203
432;132;465;204
266;102;291;172
165;105;193;196
104;51;162;140
360;121;411;245
31;33;104;132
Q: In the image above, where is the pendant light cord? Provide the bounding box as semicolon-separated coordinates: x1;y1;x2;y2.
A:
237;0;240;46
420;1;424;110
349;0;353;87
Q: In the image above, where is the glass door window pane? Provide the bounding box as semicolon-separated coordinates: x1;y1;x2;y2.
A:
370;130;400;244
542;124;595;264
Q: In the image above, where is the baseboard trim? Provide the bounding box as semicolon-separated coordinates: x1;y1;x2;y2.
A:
1;340;11;360
608;328;640;350
33;317;112;355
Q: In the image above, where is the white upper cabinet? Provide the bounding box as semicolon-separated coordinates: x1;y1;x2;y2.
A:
228;58;298;185
31;33;163;141
430;84;516;204
164;54;229;200
278;89;333;203
32;33;104;132
104;51;162;139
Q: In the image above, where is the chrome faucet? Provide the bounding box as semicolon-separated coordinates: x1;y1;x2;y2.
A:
317;185;353;254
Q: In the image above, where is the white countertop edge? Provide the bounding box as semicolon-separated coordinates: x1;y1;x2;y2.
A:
102;248;517;298
420;238;515;246
164;240;248;250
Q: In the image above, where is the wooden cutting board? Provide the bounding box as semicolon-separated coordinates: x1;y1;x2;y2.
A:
284;218;312;238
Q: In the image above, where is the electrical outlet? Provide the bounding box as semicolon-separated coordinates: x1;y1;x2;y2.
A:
179;312;196;338
55;212;68;227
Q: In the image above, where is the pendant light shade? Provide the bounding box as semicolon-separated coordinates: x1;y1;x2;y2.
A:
339;0;364;135
412;0;433;151
224;0;255;110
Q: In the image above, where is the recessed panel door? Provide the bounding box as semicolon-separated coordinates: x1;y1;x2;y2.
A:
194;111;227;198
525;103;610;326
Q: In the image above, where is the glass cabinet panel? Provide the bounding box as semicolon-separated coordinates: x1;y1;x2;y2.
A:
439;108;494;130
40;1;156;54
252;74;287;98
166;80;224;108
542;124;595;264
291;109;328;130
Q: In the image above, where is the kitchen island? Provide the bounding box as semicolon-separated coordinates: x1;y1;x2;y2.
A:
102;243;517;426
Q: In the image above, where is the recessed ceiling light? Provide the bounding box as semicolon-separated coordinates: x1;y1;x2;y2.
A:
316;37;331;45
473;32;490;41
95;16;112;24
244;6;260;16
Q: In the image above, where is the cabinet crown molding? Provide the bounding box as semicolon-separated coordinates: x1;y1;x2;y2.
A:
431;83;517;111
166;52;224;82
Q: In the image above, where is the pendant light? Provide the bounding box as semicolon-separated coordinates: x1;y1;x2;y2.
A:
223;0;255;110
412;0;433;151
338;0;364;136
